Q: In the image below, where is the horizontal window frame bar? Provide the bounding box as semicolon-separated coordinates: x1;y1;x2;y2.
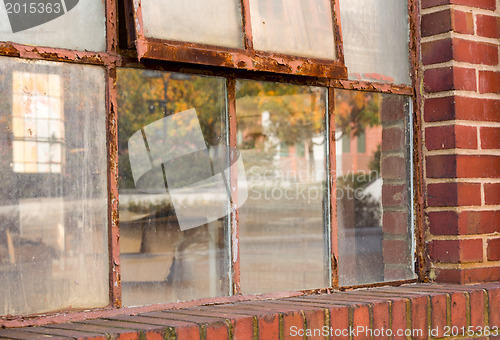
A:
130;0;347;78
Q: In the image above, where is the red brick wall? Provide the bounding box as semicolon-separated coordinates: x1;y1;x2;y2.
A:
421;0;500;283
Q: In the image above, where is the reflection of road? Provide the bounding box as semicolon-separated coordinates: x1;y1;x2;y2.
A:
239;183;328;293
338;226;384;286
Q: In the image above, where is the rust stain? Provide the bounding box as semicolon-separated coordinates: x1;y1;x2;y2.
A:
0;42;117;65
134;38;347;78
407;0;428;282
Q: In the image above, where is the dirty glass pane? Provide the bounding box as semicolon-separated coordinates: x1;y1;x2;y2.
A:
236;80;329;293
249;0;335;59
335;89;414;286
0;0;105;51
339;0;410;85
0;57;108;316
118;69;230;306
138;0;243;49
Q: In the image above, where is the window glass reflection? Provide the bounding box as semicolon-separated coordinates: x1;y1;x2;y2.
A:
250;0;336;59
236;80;329;293
117;69;230;306
339;0;411;84
0;57;108;316
12;71;64;173
0;0;106;51
139;0;244;49
335;89;414;286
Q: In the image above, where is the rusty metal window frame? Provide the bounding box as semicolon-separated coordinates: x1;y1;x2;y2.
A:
0;0;424;325
125;0;347;79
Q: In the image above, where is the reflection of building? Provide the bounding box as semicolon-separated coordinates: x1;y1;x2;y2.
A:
12;72;64;174
336;126;382;175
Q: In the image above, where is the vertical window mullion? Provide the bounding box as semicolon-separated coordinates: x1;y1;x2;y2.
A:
105;0;120;308
227;76;242;295
106;64;121;308
240;0;254;51
328;86;339;289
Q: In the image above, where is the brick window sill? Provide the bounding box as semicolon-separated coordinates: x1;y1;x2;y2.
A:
0;283;499;339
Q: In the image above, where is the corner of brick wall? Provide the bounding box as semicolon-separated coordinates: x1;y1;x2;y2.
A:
421;0;500;283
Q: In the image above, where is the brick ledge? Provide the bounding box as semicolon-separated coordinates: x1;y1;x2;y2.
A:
0;283;499;339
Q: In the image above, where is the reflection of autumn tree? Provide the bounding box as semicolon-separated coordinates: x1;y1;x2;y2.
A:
117;70;226;189
236;81;325;147
334;90;380;140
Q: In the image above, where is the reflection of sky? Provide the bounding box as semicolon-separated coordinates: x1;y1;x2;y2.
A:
339;0;410;84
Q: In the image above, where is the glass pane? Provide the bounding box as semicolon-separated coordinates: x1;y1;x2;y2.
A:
236;80;329;293
117;69;230;306
139;0;244;49
335;89;414;286
0;0;105;51
339;0;411;85
250;0;335;59
0;57;108;316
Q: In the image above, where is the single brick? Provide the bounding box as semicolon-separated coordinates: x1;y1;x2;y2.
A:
426;182;481;207
456;155;500;178
422;10;452;37
476;14;500;38
328;306;350;340
451;9;475;34
424;67;477;92
455;97;500;122
421;9;474;36
422;0;496;10
426;154;457;178
381;126;404;152
352;305;370;340
422;39;453;65
485;183;500;205
381;156;406;179
450;291;467;329
383;239;412;264
383;211;408;234
425;125;477;150
487;287;500;327
435;267;500;283
460;210;500;234
469;289;486;328
428;210;460;235
382;184;408;207
430;294;448;338
409;295;428;340
427;155;500;178
381;96;406;121
258;314;280;340
371;301;391;335
430;239;484;263
424;96;500;122
481;127;500;149
429;210;500;235
487;238;500;261
282;310;305;340
479;71;500;94
423;96;455;122
453;39;498;65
